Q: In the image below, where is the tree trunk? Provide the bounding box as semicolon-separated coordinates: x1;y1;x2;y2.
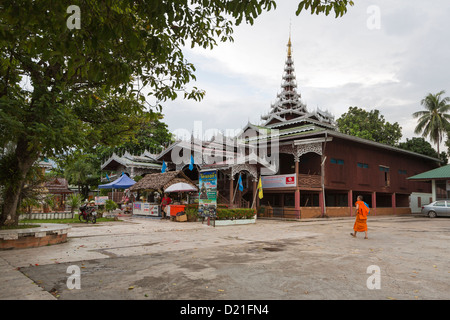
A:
0;138;39;227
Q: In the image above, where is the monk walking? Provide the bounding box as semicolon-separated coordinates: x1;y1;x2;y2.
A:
351;195;369;239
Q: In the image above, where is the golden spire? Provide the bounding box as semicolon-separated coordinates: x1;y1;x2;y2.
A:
287;36;292;57
287;22;292;57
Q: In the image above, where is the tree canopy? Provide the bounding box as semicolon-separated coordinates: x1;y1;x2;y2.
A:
397;137;439;158
336;107;403;146
296;0;354;17
398;137;447;164
51;115;174;199
96;115;174;159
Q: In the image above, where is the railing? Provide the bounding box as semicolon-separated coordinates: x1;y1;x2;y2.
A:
19;212;75;220
217;191;250;208
298;174;321;188
239;198;250;208
217;192;229;205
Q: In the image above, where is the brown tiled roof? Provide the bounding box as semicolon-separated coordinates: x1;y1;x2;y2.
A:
44;178;73;194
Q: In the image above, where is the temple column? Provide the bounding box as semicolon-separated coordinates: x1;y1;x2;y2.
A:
392;193;396;215
252;179;257;209
295;190;300;219
229;176;234;207
319;191;324;217
295;157;300;219
348;190;353;216
372;192;377;216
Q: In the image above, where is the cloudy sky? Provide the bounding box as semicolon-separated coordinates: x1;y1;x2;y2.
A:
160;1;450;148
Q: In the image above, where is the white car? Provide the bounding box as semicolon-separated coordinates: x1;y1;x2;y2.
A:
421;200;450;218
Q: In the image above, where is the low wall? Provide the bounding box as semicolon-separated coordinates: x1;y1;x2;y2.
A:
214;218;256;226
300;207;322;219
324;207;351;218
375;207;411;216
19;212;74;220
0;224;71;250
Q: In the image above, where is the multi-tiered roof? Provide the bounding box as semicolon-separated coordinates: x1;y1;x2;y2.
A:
260;36;336;133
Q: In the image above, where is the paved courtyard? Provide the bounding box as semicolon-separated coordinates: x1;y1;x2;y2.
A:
0;215;449;303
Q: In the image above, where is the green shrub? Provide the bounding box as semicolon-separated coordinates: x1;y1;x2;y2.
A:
185;204;255;220
105;199;118;212
216;208;255;220
185;203;199;210
67;193;82;214
185;206;198;218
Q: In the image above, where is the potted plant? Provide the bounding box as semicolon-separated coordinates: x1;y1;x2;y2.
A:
185;206;199;222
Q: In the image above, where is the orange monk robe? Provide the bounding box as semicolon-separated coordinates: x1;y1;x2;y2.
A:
353;200;369;232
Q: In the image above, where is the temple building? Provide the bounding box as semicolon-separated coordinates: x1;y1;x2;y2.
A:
100;150;162;180
157;36;440;218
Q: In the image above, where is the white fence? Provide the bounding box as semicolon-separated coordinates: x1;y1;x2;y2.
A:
19;212;75;220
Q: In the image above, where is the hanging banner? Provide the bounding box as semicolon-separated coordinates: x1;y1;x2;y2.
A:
199;170;217;218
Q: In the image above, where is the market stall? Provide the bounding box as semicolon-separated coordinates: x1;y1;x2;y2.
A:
98;173;136;214
98;174;136;198
129;171;198;219
164;182;198;220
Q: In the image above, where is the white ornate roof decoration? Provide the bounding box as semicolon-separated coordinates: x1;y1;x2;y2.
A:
261;36;336;129
314;108;336;125
101;150;162;171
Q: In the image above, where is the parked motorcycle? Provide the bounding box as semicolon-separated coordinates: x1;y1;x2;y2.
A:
78;203;97;224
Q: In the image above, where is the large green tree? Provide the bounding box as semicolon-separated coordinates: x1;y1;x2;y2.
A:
337;107;402;146
412;90;450;154
53;115;174;198
96;114;174;159
397;136;448;164
397;137;439;159
60;152;100;200
0;0;353;227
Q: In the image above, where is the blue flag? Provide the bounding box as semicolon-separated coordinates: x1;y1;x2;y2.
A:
238;174;244;191
189;155;194;171
161;161;167;173
106;173;110;181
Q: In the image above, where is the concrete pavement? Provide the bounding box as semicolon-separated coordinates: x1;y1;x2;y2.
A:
0;255;55;300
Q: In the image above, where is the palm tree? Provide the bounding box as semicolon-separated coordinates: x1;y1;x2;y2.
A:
413;90;450;154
